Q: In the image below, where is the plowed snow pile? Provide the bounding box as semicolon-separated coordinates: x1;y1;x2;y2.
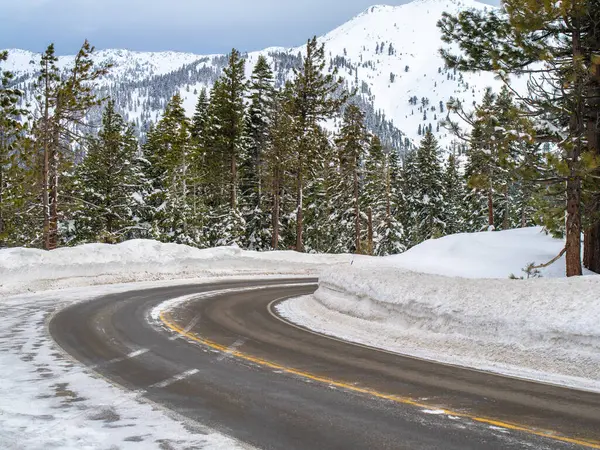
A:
0;239;360;296
278;227;600;392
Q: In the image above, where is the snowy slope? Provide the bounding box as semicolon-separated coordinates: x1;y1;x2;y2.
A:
316;0;501;147
2;0;504;148
383;226;591;278
3;48;214;78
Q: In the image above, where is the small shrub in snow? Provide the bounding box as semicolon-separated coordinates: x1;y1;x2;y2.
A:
509;262;542;280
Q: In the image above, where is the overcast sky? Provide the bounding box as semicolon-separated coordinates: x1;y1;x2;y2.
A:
0;0;499;55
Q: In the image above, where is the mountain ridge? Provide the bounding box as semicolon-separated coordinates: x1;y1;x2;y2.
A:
2;0;502;150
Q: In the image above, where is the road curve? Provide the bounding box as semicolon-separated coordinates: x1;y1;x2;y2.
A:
49;278;600;450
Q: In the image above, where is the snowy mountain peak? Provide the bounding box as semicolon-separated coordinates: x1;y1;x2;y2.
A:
361;4;396;15
310;0;502;148
356;0;492;20
3;0;504;149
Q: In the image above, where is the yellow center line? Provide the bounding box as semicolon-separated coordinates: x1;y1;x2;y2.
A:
160;311;600;449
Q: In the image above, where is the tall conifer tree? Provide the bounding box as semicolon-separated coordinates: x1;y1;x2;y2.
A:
335;104;369;253
204;49;247;245
34;41;109;249
143;94;197;244
73;101;145;243
439;0;600;275
243;55;276;250
290;37;347;251
0;51;31;246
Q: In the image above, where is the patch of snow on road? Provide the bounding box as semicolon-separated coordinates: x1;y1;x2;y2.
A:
422;409;447;415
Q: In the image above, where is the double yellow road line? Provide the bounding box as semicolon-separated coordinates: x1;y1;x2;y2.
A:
160;311;600;449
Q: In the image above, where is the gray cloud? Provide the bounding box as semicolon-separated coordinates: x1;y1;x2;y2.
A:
0;0;500;55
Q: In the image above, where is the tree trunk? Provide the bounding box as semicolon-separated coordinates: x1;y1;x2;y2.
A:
230;153;237;209
0;126;5;243
42;59;51;250
47;144;59;250
296;170;303;252
354;163;361;254
47;129;59;250
584;224;600;273
487;187;494;229
385;155;391;218
566;175;583;276
502;184;509;230
272;174;280;250
0;152;4;243
583;54;600;273
566;17;584;277
257;152;262;210
367;207;373;256
182;148;187;234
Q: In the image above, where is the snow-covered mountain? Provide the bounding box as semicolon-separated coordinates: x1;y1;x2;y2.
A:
2;0;502;150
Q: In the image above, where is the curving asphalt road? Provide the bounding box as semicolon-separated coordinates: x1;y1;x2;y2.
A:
50;278;600;450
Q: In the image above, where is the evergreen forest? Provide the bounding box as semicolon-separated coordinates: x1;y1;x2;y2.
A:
1;0;599;278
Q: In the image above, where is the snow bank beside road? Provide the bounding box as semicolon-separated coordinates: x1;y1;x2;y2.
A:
0;239;359;296
279;228;600;391
280;269;600;391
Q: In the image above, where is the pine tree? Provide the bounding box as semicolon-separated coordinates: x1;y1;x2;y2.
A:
243;55;276;250
442;152;467;235
73;101;145;243
408;131;445;245
447;87;533;231
203;49;247;246
33;41;110;249
191;87;209;140
439;0;600;275
211;48;246;210
143;94;197;244
201;82;225;210
362;135;386;254
189;87;210;235
380;145;407;253
463;89;500;230
289;37;347;251
305;129;336;253
334;104;369;253
265;84;295;250
362;136;405;255
0;51;32;246
35;44;60;249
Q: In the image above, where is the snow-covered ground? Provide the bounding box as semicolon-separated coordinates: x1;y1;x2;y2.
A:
0;279;261;450
2;228;598;450
0;241;363;450
382;226;593;278
279;227;600;392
